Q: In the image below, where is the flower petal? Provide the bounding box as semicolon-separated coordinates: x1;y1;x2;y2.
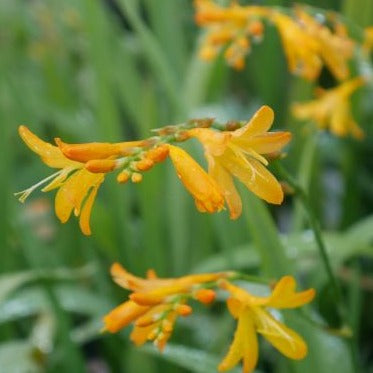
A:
232;105;274;139
265;276;315;309
208;156;242;219
168;145;224;214
18;126;81;169
218;309;258;373
103;300;149;333
130;324;155;346
55;138;145;163
79;181;103;236
219;148;283;204
55;169;103;223
233;131;292;155
253;307;308;360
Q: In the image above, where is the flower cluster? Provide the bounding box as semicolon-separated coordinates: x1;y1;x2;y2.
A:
16;106;291;234
292;77;366;139
194;1;367;139
195;1;354;81
103;264;315;373
103;263;225;350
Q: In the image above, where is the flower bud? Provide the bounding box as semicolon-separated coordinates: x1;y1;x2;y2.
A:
117;171;130;184
135;158;154;172
145;145;169;163
175;304;193;316
194;289;216;304
85;159;117;173
131;173;143;183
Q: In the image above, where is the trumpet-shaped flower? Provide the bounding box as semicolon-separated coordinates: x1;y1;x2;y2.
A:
295;8;354;81
218;276;315;373
189;106;291;219
103;263;227;350
167;144;225;214
16;126;105;235
292;77;366;139
271;12;322;81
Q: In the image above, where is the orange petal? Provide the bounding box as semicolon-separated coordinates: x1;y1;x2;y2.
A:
226;297;244;319
233;131;292;155
55;169;104;223
79;182;102;236
103;300;149;333
265;276;315;309
110;263;150;292
219;280;268;307
232;105;274;139
55;138;145;163
18;126;80;169
168;145;224;214
130;324;155;346
130;284;189;306
209;158;242;219
253;307;308;360
188;128;229;157
218;309;258;373
135;304;169;327
219;148;283;204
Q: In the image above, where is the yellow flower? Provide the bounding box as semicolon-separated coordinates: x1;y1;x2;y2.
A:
363;26;373;53
103;263;227;350
292;77;366;139
189;106;291;219
194;0;268;70
294;8;354;81
167;144;225;214
271;12;322;81
16;126;105;235
218;276;315;373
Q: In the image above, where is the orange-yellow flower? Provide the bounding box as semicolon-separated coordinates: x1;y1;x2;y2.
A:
195;0;268;70
294;8;354;81
271;12;322;81
189;106;291;219
167;144;225;214
363;26;373;53
218;276;315;373
16;126;104;235
292;77;366;139
103;263;227;350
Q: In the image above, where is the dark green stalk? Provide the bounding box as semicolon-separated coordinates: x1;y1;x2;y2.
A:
274;162;343;306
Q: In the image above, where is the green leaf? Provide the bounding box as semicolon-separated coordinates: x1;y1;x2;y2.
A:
0;285;110;324
141;343;247;373
0;340;41;373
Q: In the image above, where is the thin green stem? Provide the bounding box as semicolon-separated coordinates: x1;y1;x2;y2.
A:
274;162;343;306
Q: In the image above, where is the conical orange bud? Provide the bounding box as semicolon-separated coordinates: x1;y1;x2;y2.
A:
145;145;169;163
117;171;130;184
135;158;154;171
175;304;193;316
131;173;143;183
85;159;117;173
194;289;216;304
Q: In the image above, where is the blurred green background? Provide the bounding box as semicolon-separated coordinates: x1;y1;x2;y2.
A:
1;0;373;372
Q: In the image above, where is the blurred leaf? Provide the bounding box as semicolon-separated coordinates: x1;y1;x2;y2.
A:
292;320;354;373
0;285;110;324
0;264;95;304
141;343;247;373
0;340;41;373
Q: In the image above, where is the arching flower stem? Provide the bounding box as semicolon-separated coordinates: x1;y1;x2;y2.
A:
273;162;344;315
